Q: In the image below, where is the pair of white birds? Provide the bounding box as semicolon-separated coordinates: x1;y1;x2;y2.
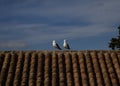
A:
52;39;70;50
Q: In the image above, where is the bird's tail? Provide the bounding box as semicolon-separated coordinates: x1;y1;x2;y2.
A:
58;47;62;50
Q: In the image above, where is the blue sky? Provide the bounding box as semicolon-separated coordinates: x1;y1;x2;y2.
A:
0;0;120;50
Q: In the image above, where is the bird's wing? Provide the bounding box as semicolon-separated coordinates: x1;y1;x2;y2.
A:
56;43;61;50
67;43;70;49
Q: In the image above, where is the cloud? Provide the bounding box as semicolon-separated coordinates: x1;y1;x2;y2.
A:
0;40;27;49
10;0;120;21
0;23;112;46
1;0;119;29
0;0;120;49
0;23;113;40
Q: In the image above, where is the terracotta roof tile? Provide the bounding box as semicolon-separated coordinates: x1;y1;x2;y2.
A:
0;51;120;86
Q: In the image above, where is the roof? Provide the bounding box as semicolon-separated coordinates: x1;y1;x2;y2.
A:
0;50;120;86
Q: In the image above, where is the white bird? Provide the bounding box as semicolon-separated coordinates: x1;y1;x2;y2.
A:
52;40;62;50
63;39;70;49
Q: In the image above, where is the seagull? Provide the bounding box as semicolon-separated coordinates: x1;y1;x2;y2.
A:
63;39;70;49
52;40;62;50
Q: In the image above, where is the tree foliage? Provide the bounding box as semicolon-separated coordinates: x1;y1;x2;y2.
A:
109;26;120;50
